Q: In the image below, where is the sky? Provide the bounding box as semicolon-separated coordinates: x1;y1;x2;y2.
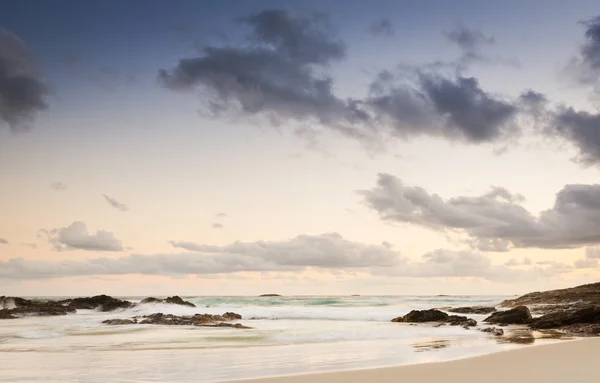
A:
1;0;600;296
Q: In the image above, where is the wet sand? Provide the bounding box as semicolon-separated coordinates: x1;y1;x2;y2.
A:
226;337;600;383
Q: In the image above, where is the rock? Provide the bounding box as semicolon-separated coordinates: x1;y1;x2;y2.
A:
67;295;132;312
530;305;600;330
398;309;449;323
448;306;497;315
558;323;600;336
481;327;504;336
484;306;532;324
140;297;161;304
259;294;281;297
130;312;246;328
0;297;76;318
501;282;600;308
446;315;477;327
0;310;17;319
204;323;252;329
164;296;196;307
223;312;242;320
103;319;137;325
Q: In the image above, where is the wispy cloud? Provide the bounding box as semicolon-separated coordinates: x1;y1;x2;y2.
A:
103;194;129;212
50;182;67;191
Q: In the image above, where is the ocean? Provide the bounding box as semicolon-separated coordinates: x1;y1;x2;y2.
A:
0;295;570;382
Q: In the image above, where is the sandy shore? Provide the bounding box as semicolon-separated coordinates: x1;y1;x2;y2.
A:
226;338;600;383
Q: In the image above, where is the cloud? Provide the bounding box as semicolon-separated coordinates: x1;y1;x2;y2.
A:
587;247;600;259
566;15;600;90
0;234;571;282
158;9;370;140
550;107;600;166
159;10;531;150
359;173;600;250
369;18;394;37
0;238;8;244
216;212;228;217
50;182;67;191
21;242;37;249
103;194;129;211
444;26;494;53
367;69;520;143
212;223;224;229
42;221;124;252
504;257;532;267
0;28;48;132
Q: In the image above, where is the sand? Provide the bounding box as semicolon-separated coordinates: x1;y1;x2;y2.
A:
226;338;600;383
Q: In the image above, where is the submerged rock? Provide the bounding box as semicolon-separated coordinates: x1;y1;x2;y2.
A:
449;306;497;315
103;312;250;329
102;319;137;325
480;327;504;336
259;294;281;297
484;306;532;325
140;297;162;304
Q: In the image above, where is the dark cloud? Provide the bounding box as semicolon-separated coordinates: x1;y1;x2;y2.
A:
359;173;600;250
0;28;48;132
369;18;394;37
367;69;519;143
103;194;129;212
551;107;600;166
0;238;8;244
567;15;600;88
158;9;368;136
42;221;124;252
50;182;67;191
212;223;224;229
444;26;494;53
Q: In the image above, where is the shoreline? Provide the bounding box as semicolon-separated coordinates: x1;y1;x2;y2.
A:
224;338;600;383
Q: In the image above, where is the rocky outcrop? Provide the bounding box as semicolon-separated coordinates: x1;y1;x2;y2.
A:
259;294;281;297
61;295;132;311
392;310;477;327
394;309;449;323
0;296;76;318
140;296;196;307
484;306;532;324
501;282;600;308
164;296;195;307
102;312;250;329
530;306;600;332
449;306;497;315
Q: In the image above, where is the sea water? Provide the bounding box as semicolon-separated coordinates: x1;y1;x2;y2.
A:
0;295;569;382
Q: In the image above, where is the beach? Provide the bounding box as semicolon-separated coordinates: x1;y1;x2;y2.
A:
228;338;600;383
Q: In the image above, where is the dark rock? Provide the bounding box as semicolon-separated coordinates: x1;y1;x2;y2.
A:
67;295;132;312
204;322;252;329
140;297;161;304
484;306;532;324
397;309;449;323
103;319;137;325
530;305;600;330
446;316;477;327
449;306;497;315
558;323;600;336
501;282;600;308
480;327;504;336
223;312;242;320
164;296;196;307
0;296;76;318
259;294;281;297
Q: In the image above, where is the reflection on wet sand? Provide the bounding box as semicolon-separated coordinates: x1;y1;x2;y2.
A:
495;328;575;345
412;339;450;352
